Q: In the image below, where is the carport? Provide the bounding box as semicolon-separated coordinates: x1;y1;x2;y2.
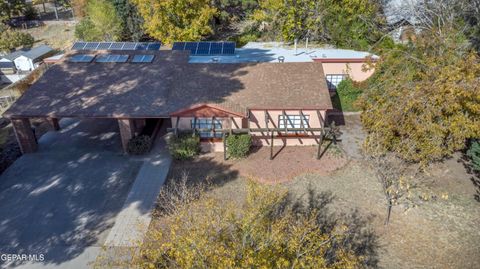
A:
7;117;152;154
2;50;190;154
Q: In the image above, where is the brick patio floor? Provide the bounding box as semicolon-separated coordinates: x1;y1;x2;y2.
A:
203;145;348;183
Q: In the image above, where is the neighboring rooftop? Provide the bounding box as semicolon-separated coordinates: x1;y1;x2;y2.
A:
0;49;29;61
21;45;53;60
4;50;332;119
189;42;378;63
0;45;53;61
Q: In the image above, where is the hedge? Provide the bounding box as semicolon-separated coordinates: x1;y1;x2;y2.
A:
127;135;152;155
167;134;201;160
226;134;252;159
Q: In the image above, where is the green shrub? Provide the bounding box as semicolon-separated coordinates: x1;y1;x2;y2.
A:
226;134;252;159
167;134;200;160
127;135;152;155
467;139;480;171
331;78;363;112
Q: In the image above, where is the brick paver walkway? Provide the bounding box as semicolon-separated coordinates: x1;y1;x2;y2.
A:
104;138;171;247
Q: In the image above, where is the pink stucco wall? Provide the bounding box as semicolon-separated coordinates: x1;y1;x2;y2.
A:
171;109;327;152
321;62;374;82
249;109;326;147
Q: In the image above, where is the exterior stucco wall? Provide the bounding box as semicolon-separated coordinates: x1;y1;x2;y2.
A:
171;109;327;152
172;116;243;131
321;62;374;82
249;109;326;147
172;116;243;152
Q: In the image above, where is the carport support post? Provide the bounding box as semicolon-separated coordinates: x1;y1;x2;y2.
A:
118;119;135;154
11;118;37;154
47;117;60;131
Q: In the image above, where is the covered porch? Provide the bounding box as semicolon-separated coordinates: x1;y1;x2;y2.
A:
168;104;338;160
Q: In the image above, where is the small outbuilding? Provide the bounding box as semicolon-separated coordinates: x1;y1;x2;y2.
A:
12;45;54;71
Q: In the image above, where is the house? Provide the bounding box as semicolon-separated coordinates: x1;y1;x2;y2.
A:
0;45;54;83
0;50;25;77
12;45;54;71
3;41;337;156
228;42;378;92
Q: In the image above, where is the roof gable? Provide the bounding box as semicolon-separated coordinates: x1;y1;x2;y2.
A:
170;104;245;117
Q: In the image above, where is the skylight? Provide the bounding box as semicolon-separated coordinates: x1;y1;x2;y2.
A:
95;54;129;63
69;54;95;63
131;54;155;63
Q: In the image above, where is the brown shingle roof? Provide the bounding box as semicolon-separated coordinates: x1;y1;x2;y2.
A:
4;50;332;118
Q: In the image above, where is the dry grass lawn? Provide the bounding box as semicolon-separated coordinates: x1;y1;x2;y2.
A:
23;22;76;51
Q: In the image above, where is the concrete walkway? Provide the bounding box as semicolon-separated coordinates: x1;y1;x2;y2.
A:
104;136;172;247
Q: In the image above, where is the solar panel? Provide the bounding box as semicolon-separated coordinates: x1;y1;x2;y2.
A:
146;42;161;50
136;43;148;50
72;41;162;51
184;42;198;54
172;42;186;50
196;42;210;55
84;42;100;50
72;42;87;50
222;42;235;55
97;42;112;50
122;42;137;50
209;42;223;55
131;54;155;63
70;54;95;63
96;54;129;63
109;42;124;50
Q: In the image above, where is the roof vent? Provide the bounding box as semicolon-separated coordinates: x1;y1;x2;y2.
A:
278;56;285;63
322;53;327;58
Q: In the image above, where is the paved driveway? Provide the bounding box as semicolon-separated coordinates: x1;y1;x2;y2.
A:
0;119;143;268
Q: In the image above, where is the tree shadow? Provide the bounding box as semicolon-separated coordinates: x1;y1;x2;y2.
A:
275;187;380;268
458;150;480;202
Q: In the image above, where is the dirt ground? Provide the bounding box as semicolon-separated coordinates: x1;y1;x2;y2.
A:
23;22;76;51
154;114;480;268
0;118;51;174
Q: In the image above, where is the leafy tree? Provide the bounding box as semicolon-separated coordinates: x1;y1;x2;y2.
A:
359;29;480;163
0;0;27;21
74;0;122;41
211;0;258;34
251;0;385;50
132;0;217;44
323;0;384;50
467;140;480;172
112;0;144;41
23;3;38;20
71;0;88;18
331;78;363;112
102;181;370;268
0;23;34;53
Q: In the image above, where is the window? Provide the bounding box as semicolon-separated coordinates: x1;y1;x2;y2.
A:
95;54;129;63
191;118;223;138
325;74;347;91
278;114;310;134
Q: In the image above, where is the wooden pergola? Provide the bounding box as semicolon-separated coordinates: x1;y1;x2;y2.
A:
168;109;338;161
